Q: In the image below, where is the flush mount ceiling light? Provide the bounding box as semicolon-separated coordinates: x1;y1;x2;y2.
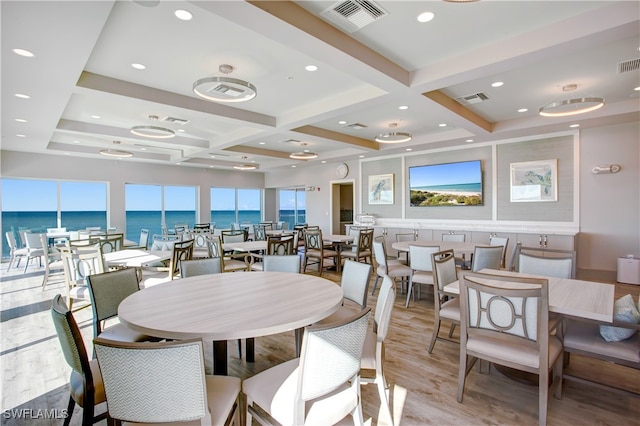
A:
233;163;259;170
193;64;257;103
130;125;175;138
289;142;318;160
539;83;605;117
100;141;133;158
375;132;412;143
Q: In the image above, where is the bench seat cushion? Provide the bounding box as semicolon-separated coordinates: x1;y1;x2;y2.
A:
564;319;640;365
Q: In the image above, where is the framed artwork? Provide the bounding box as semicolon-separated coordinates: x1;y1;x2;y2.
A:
510;159;557;202
368;174;394;204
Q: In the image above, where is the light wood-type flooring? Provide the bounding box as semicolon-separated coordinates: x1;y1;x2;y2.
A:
1;258;638;425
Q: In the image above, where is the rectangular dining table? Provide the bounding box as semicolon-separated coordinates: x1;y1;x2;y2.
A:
103;249;172;268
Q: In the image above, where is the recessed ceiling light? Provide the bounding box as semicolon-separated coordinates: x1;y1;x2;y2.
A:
16;134;26;138
466;139;474;143
438;123;447;127
398;105;408;110
176;162;182;165
569;124;580;128
131;63;146;70
13;48;34;57
140;147;147;150
210;155;216;158
209;165;215;168
518;108;528;113
491;81;504;87
91;115;101;119
73;140;80;144
417;12;435;23
291;165;296;168
634;86;640;91
321;160;327;164
15;118;27;122
14;93;30;99
174;9;192;20
259;142;265;145
359;155;365;158
64;152;70;155
305;65;318;72
338;120;347;125
177;129;185;133
406;148;412;151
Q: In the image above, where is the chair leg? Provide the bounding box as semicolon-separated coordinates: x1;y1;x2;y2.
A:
376;372;393;426
428;319;441;353
371;275;380;295
405;277;414;308
237;339;242;358
448;323;456;338
63;396;75;426
6;254;14;271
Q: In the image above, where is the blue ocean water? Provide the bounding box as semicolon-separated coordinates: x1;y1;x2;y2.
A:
410;183;482;193
2;210;305;258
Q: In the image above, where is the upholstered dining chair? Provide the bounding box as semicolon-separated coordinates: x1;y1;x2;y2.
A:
186;228;212;258
315;259;372;325
5;231;28;271
394;232;416;264
39;233;64;289
302;228;338;276
125;228;149;250
457;271;563;426
489;236;510;268
60;243;105;311
250;234;295;271
252;224;268;241
262;255;301;273
168;239;194;280
243;308;371;426
180;257;223;277
361;275;396;426
96;233;123;254
340;227;374;267
371;236;411;295
206;235;250;272
51;294;107;426
515;245;576;278
94;337;240;426
442;233;467;267
470;245;504;272
23;231;46;272
405;244;440;308
86;268;154;342
428;249;460;354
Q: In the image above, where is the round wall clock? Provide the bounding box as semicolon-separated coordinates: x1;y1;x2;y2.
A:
336;163;349;178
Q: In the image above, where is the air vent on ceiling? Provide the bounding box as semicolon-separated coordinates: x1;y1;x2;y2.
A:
320;0;388;33
618;58;640;74
455;92;490;105
163;116;190;125
347;123;367;129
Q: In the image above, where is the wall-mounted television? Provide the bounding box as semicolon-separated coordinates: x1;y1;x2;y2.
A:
409;160;483;206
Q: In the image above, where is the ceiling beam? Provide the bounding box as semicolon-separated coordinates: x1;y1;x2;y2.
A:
422;90;495;133
292;126;379;150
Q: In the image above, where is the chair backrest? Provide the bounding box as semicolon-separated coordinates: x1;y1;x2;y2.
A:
262;255;301;273
19;230;31;247
276;221;284;230
408;244;440;272
221;229;247;243
86;268;140;337
295;308;371;424
60;244;105;288
489;236;509;268
170;239;194;279
40;233;60;263
94;337;212;425
459;271;549;356
395;232;415;243
374;275;396;341
515;245;575;278
50;294;95;389
5;231;18;250
150;234;180;251
253;224;268;241
193;223;211;230
442;233;465;242
508;242;522;272
187;229;211;250
180;257;222;278
471;245;504;272
372;238;387;269
97;233;123;253
266;234;295;255
354;228;374;254
431;249;457;295
25;231;45;250
206;235;223;258
303;228;324;251
341;260;372;308
138;228;150;249
260;222;274;230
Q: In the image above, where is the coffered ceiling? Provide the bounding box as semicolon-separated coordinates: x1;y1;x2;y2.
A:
2;1;639;171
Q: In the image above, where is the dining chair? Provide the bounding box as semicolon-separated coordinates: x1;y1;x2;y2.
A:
50;294;108;426
489;236;509;268
395;232;416;263
94;337;240;426
5;231;28;271
206;235;250;272
180;257;223;277
340;227;374;267
193;223;211;230
315;259;372;325
515;245;576;278
361;274;396;426
169;239;194;280
96;233;123;254
470;245;503;272
371;236;411;295
186;228;212;258
23;231;46;272
40;233;64;289
405;244;440;308
302;228;338;277
243;308;371;426
149;234;180;251
86;267;155;342
252;224;268;241
126;228;149;249
428;249;460;353
262;255;301;273
60;243;105;311
457;271;562;426
250;234;295;271
442;233;467;267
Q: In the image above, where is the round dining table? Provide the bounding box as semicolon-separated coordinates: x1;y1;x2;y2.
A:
118;271;343;375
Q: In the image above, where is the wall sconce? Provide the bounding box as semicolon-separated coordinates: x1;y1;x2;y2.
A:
591;164;621;174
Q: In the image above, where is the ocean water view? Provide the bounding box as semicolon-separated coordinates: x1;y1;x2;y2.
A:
2;210;304;258
410;182;482;193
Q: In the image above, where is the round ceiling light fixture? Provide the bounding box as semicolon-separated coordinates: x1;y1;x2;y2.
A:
233;163;259;170
539;97;605;117
289;142;318;160
193;64;257;103
100;141;133;158
130;125;175;138
375;131;413;143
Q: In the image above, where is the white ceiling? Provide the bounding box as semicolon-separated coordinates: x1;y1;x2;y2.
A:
2;0;639;172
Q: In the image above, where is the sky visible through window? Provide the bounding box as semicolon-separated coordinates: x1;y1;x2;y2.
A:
2;179;106;211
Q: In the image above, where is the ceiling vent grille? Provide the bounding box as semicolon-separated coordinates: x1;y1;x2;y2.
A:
320;0;388;33
455;92;490;105
347;122;368;129
163;116;190;125
618;58;640;74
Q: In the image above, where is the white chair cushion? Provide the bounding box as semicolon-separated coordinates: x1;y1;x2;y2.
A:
99;324;153;343
439;298;461;322
243;359;358;426
467;334;562;369
411;270;434;285
69;285;90;300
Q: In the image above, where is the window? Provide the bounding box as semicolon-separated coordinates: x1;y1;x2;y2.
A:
211;188;262;229
125;184;196;241
278;188;306;229
60;181;107;230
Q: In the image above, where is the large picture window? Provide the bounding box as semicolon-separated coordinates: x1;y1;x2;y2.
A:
211;188;262;229
278;188;306;229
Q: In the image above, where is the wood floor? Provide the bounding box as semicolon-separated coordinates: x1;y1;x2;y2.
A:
1;259;638;426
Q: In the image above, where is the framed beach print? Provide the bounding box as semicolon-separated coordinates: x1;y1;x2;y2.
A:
368;174;394;204
510;159;557;202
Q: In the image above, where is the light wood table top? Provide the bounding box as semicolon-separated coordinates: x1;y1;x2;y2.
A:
222;240;267;252
444;269;615;323
103;249;171;267
392;239;476;256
